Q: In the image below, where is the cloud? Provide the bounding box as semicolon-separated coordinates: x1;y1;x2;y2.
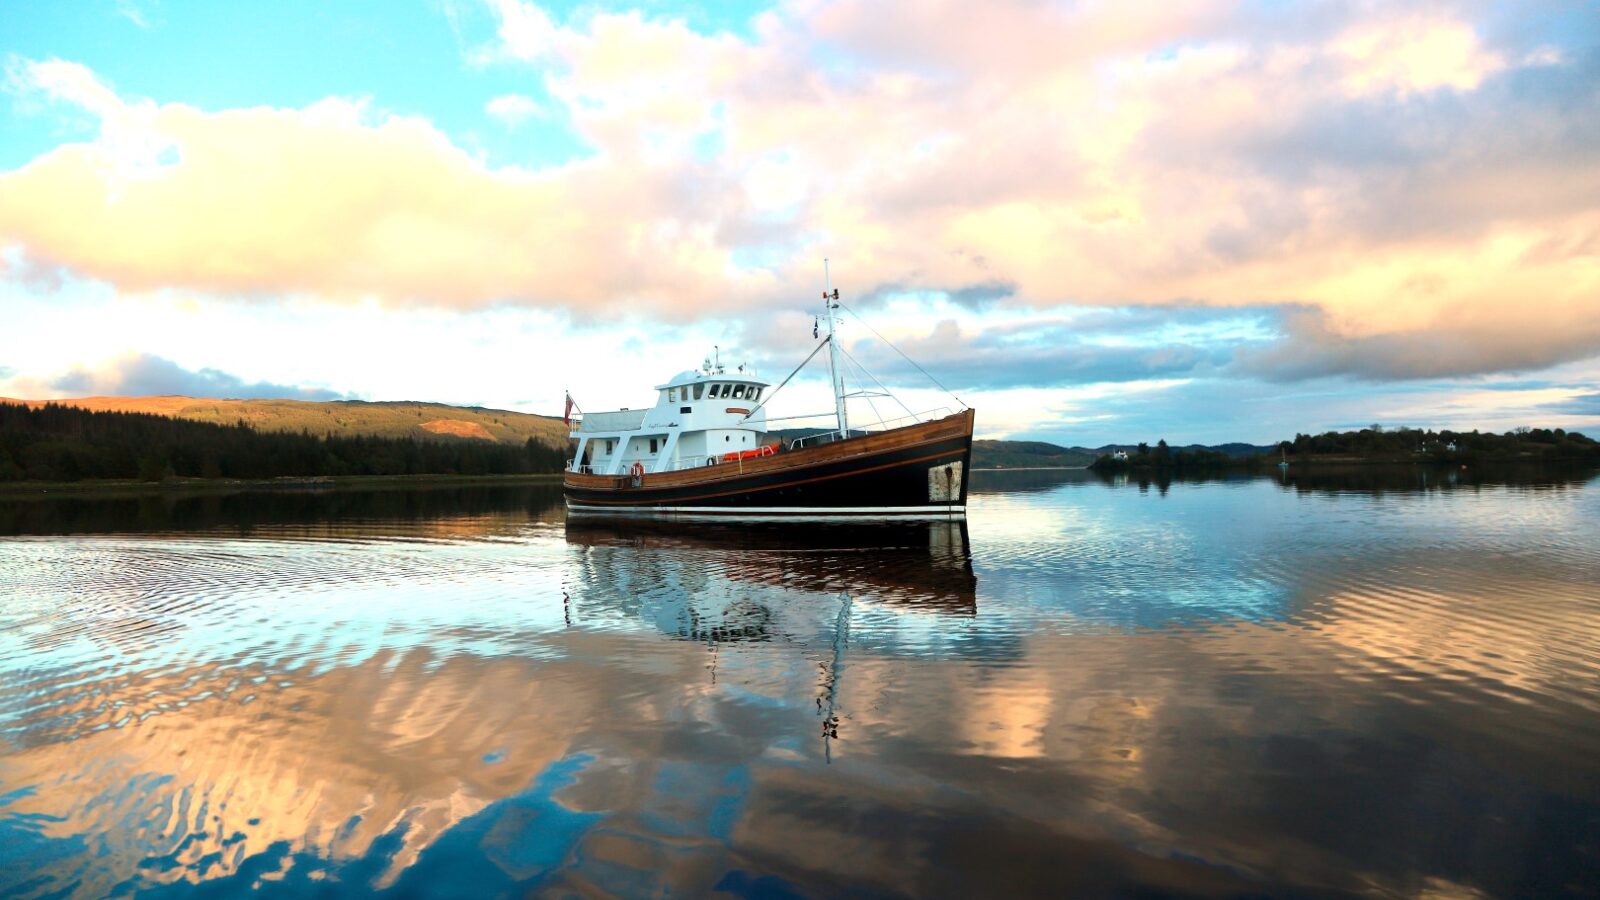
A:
1539;391;1600;418
0;58;784;316
484;93;544;126
843;316;1249;391
48;353;348;400
1232;305;1600;381
0;2;1597;383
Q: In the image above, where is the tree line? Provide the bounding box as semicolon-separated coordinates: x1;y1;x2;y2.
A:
0;402;569;483
1091;426;1600;472
1279;425;1599;463
1089;439;1248;473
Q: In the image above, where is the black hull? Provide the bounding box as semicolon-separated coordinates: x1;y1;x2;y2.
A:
565;431;972;521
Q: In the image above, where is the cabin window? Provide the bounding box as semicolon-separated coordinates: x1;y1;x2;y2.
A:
605;440;613;454
708;384;720;399
693;384;704;400
669;388;678;402
649;438;658;453
680;406;691;414
751;388;762;402
731;384;745;400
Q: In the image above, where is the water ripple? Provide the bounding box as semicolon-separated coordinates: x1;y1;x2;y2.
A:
1;470;1597;897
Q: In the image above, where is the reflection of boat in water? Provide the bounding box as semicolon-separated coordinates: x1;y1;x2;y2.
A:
564;519;977;618
563;266;974;521
565;519;978;762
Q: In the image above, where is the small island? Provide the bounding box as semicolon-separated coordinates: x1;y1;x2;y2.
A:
1088;426;1600;474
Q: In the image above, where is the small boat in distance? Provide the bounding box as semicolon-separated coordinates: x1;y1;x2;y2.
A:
563;269;974;521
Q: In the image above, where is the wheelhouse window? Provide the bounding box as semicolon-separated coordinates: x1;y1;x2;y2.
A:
693;384;704;400
731;384;746;399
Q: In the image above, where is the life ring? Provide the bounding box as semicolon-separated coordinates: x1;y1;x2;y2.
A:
630;462;645;477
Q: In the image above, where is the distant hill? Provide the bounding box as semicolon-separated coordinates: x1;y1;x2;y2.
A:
971;439;1096;469
1088;442;1275;458
0;402;566;483
0;396;570;449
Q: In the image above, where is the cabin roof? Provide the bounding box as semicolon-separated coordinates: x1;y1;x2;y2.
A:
655;369;770;390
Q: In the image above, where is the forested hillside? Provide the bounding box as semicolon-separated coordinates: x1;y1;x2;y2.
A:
0;396;568;448
971;440;1095;468
0;403;568;483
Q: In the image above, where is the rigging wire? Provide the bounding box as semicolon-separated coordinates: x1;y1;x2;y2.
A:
840;349;886;430
739;336;831;424
834;340;914;425
837;302;967;409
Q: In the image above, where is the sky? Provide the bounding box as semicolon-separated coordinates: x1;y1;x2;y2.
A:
1;0;1597;446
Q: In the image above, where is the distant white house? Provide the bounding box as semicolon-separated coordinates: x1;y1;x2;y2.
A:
1111;450;1129;461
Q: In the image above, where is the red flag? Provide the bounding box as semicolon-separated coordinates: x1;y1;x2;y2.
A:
563;392;574;426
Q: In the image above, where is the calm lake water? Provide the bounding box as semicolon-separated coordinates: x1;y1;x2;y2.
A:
2;467;1599;898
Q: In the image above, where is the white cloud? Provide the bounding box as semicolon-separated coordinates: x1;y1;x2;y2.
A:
1;2;1597;385
485;93;544;126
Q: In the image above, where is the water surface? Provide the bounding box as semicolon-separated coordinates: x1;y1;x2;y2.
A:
2;467;1598;897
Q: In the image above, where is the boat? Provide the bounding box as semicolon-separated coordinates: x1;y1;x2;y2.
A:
563;269;974;521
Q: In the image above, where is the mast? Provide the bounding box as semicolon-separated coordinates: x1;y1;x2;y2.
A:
823;259;850;437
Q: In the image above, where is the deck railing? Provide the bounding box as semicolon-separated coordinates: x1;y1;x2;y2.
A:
787;407;956;449
565;407;958;473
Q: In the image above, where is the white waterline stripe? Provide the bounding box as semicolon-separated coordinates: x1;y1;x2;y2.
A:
567;504;964;514
566;503;966;522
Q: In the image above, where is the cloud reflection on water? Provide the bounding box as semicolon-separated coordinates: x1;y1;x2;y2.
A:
0;470;1597;896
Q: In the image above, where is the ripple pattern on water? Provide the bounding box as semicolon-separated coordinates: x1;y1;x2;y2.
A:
0;469;1597;898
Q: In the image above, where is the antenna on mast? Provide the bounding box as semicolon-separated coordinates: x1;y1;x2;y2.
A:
822;259;849;437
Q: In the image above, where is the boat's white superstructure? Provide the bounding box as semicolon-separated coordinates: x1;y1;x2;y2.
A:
563;264;975;520
570;365;772;476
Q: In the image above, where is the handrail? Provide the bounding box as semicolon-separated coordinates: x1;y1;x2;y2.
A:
788;407;955;449
566;407;957;473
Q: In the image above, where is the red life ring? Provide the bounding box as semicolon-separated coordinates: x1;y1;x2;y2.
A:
630;462;645;476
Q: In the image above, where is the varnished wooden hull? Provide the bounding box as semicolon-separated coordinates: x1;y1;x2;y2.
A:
564;409;974;520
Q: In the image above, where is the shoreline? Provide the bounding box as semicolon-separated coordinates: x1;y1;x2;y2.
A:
971;466;1089;472
1090;455;1600;473
0;472;565;500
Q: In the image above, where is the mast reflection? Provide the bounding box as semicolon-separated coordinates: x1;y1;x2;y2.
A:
563;520;977;621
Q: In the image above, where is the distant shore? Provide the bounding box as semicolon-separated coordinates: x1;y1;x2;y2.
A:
0;472;564;499
970;466;1089;472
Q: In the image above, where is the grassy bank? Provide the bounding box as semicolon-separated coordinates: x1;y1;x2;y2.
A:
0;472;565;500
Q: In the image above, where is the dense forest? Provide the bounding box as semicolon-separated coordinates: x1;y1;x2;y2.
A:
1091;426;1600;472
0;402;569;483
1088;440;1251;473
1280;425;1600;462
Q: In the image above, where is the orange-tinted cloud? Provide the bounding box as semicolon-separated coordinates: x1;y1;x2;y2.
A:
1;2;1597;380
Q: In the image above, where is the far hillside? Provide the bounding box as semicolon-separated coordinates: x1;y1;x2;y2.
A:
972;440;1095;469
1;396;570;449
